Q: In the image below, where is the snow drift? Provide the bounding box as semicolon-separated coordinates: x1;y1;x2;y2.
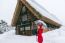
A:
0;26;65;43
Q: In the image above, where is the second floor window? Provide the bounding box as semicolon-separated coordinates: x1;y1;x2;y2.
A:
22;15;27;21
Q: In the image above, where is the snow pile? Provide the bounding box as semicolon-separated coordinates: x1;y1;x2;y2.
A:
43;26;65;43
0;30;15;39
0;26;65;43
0;30;37;43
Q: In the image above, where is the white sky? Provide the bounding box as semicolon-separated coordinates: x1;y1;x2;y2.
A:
0;0;17;25
0;0;65;26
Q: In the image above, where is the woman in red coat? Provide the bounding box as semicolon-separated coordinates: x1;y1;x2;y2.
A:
37;24;43;43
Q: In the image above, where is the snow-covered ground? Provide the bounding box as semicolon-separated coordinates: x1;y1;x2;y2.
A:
0;26;65;43
43;26;65;43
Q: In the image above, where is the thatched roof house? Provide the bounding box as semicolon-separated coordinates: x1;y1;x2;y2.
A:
11;0;61;35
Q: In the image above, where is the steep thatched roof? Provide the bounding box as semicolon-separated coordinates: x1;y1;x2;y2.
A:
11;0;61;27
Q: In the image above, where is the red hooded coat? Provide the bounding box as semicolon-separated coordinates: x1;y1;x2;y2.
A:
37;25;43;43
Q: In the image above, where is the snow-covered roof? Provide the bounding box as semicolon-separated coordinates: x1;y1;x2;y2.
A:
12;0;61;27
26;0;61;25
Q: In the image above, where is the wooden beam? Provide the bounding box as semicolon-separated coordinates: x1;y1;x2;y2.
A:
11;1;22;26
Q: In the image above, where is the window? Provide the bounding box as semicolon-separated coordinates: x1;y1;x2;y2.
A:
22;6;27;14
25;26;30;30
22;15;27;21
20;27;24;31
